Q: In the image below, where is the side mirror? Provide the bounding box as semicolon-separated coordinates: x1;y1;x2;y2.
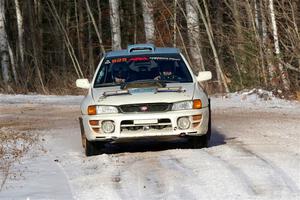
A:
197;71;212;82
76;79;90;89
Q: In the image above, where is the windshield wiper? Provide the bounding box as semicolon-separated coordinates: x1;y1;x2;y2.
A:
160;80;180;83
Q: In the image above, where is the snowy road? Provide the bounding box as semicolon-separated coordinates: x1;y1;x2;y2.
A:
0;94;300;199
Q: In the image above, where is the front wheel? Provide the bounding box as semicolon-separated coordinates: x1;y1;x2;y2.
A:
85;139;107;156
85;139;96;156
189;100;211;148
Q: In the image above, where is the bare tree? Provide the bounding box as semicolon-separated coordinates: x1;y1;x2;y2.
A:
0;0;10;84
141;0;155;43
268;0;290;91
85;0;105;53
133;0;137;44
184;0;205;72
28;0;46;93
109;0;121;50
47;0;83;78
14;0;25;76
195;0;229;92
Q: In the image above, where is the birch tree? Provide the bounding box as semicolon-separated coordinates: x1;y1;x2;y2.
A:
109;0;121;50
268;0;290;91
185;0;205;72
0;0;9;84
195;0;229;92
141;0;155;43
14;0;25;77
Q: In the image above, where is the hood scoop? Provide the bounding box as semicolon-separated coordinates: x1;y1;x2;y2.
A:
121;80;165;89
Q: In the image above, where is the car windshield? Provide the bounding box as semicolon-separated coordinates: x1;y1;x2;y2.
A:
94;53;193;88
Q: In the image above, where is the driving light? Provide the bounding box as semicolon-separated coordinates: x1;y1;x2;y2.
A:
177;117;190;130
101;121;115;133
172;101;193;111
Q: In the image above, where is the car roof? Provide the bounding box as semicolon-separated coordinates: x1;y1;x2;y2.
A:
105;44;180;58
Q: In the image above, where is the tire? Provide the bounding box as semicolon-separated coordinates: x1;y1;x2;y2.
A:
85;138;96;156
205;99;212;146
85;139;107;156
189;99;211;148
79;117;86;148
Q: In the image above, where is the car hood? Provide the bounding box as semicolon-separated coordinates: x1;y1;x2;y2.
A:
92;83;196;106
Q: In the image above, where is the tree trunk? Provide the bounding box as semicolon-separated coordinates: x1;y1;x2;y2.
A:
78;0;85;65
254;0;268;86
96;0;105;53
133;0;137;44
141;0;155;43
85;0;105;54
14;0;25;77
269;0;290;91
7;41;18;85
88;14;94;77
195;0;230;93
28;0;46;93
173;0;177;47
230;0;246;74
0;0;10;84
213;0;225;90
260;0;275;87
47;0;83;78
185;0;205;72
109;0;121;50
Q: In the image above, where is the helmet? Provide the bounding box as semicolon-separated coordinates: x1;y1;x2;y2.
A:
112;63;129;80
160;63;175;80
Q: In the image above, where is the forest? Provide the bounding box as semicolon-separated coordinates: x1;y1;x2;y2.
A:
0;0;299;96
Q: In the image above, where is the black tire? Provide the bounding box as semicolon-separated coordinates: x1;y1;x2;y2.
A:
79;117;86;148
85;139;107;156
85;138;96;156
189;99;211;148
205;99;212;146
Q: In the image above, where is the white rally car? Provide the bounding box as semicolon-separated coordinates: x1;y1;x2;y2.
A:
76;44;212;156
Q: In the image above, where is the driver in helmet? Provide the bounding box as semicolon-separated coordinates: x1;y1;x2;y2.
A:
112;64;129;84
154;65;177;81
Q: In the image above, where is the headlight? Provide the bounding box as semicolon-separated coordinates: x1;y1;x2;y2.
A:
172;101;193;111
88;105;118;115
171;99;202;111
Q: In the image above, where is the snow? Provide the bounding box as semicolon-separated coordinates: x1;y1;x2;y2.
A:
211;90;300;110
0;92;300;200
0;94;83;105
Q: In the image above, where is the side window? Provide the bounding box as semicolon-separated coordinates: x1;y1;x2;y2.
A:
96;65;106;84
95;64;112;84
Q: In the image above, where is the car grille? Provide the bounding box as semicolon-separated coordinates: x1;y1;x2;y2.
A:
119;103;171;113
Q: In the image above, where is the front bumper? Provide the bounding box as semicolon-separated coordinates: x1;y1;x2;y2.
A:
81;108;209;142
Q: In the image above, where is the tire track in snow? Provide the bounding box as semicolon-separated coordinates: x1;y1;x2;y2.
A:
232;143;300;193
204;149;263;195
168;149;259;197
207;143;300;197
110;152;200;200
158;155;199;200
110;153;168;200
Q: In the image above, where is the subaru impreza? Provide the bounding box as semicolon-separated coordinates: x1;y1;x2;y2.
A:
76;44;212;156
